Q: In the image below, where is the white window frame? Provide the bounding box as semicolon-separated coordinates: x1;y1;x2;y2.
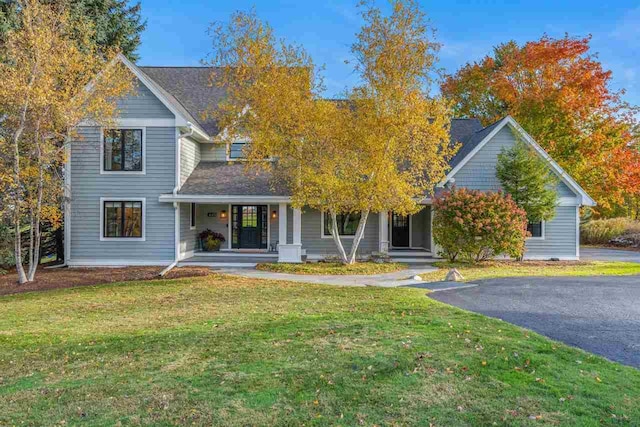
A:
190;203;196;230
100;127;146;175
526;220;545;240
320;211;358;239
100;197;146;242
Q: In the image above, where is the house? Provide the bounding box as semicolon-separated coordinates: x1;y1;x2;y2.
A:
64;55;596;267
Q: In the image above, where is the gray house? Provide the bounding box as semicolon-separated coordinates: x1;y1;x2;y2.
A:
65;55;596;267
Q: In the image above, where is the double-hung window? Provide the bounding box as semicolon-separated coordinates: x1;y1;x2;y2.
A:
228;140;247;160
103;129;144;172
102;200;144;240
322;212;361;237
527;221;544;239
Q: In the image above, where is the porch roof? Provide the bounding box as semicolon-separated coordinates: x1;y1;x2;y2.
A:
179;162;289;196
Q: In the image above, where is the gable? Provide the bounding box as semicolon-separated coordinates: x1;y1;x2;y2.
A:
452;126;578;198
115;76;175;119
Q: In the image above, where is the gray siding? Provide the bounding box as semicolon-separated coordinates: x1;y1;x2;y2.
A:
411;207;431;250
69;127;176;263
525;206;578;260
180;137;201;186
116;77;174;119
454;126;576;197
180;203;198;255
293;208;379;257
200;144;227;161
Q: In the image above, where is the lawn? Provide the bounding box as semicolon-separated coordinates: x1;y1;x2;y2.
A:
420;260;640;282
256;261;407;275
1;274;639;426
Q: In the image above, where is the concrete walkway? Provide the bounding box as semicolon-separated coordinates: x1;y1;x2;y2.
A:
215;265;438;287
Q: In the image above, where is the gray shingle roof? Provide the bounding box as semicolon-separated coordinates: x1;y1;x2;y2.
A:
138;67;226;135
179;162;288;196
448;117;505;171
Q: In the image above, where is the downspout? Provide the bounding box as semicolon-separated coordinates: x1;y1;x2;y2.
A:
160;122;195;277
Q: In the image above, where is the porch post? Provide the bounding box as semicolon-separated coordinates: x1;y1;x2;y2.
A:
278;202;287;245
378;211;389;253
278;203;302;263
292;208;301;245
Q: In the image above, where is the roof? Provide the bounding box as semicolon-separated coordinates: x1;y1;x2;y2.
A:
448;118;503;170
138;66;226;136
179;162;288;196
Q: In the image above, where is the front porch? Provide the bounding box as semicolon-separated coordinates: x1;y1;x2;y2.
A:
167;195;435;264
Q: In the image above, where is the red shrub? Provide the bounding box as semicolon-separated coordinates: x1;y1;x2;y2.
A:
432;187;528;262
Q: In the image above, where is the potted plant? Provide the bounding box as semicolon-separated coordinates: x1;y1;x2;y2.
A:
198;229;226;252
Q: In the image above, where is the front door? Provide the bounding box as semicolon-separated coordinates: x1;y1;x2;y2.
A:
232;205;268;249
391;212;410;247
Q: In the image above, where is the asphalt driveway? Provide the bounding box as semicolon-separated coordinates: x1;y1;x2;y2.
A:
427;275;640;368
581;247;640;263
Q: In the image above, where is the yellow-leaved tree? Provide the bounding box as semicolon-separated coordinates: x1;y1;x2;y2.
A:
0;0;133;283
208;0;454;263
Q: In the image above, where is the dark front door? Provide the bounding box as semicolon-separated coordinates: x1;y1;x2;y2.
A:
232;205;268;249
392;212;410;247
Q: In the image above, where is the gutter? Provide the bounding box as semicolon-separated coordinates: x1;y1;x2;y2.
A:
161;123;195;277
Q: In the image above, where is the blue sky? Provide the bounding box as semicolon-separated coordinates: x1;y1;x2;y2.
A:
137;0;640;105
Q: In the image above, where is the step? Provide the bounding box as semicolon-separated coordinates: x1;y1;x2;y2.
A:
178;261;259;268
388;251;433;257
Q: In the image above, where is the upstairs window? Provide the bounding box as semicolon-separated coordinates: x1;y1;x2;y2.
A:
323;212;361;237
103;129;143;172
527;221;544;239
229;141;247;160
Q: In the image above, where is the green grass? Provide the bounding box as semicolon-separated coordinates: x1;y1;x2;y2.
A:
256;261;407;275
1;275;639;426
421;260;640;282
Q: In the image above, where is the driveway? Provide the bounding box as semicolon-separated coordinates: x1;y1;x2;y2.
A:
427;275;640;368
581;247;640;263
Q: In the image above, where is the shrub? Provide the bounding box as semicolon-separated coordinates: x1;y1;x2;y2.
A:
581;218;640;245
433;187;529;263
198;229;226;243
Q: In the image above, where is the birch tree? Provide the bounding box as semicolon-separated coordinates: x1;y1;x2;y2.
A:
209;0;454;263
0;0;133;283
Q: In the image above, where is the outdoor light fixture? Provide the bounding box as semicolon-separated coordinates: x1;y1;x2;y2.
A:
220;210;227;219
271;210;277;219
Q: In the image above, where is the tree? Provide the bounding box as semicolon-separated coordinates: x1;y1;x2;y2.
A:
441;35;640;215
496;139;558;223
0;0;133;283
0;0;146;61
432;187;528;263
208;0;454;264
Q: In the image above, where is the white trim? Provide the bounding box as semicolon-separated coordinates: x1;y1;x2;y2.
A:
409;214;413;248
99;197;146;242
441;116;596;207
181;249;195;260
266;204;271;250
526;220;546;241
100;127;146;175
278;203;288;245
189;203;196;230
175;128;181;192
576;206;580;259
64;142;72;262
79;118;176;127
320;211;356;239
68;259;172;267
175;203;181;261
159;194;291;204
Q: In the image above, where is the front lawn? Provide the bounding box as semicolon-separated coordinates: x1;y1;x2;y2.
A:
256;261;407;275
421;260;640;282
1;275;639;425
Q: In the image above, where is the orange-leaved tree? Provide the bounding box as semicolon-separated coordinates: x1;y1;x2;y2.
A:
441;35;640;215
0;0;133;283
208;0;455;264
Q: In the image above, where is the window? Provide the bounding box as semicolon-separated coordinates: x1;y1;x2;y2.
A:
103;129;143;172
527;221;544;239
323;212;361;237
103;200;143;238
190;203;196;230
229;141;246;160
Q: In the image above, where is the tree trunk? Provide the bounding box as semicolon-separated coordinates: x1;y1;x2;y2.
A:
347;210;370;264
329;210;349;264
27;140;44;281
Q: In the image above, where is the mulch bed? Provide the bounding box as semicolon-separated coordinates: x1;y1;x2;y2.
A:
0;265;213;297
